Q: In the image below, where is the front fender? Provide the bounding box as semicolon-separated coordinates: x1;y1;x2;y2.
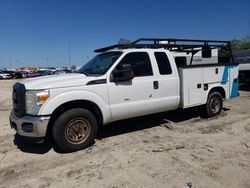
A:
38;90;112;123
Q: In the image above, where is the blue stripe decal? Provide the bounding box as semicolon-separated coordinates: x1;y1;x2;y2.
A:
230;78;239;98
221;65;237;85
221;65;239;98
221;66;229;85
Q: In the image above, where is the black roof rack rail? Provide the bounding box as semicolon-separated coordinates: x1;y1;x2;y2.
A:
132;38;231;44
94;38;231;53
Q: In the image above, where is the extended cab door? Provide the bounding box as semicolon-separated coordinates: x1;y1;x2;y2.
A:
107;50;179;121
151;51;180;111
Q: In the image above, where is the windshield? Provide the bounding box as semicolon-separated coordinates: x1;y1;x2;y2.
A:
78;51;122;76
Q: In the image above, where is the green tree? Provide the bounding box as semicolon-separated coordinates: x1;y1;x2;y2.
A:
219;35;250;58
232;35;250;51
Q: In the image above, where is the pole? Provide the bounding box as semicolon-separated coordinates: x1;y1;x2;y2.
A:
68;43;71;67
9;59;11;69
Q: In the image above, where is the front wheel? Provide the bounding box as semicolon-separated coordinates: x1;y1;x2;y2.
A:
204;92;223;117
52;108;98;152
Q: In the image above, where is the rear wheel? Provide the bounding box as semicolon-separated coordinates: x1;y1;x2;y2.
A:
53;108;98;152
204;92;223;117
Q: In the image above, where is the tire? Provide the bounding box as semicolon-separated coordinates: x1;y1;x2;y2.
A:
204;92;223;117
52;108;98;152
0;76;2;80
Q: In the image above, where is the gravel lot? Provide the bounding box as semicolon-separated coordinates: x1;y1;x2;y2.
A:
0;79;250;188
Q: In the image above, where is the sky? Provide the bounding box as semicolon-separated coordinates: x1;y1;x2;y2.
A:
0;0;249;68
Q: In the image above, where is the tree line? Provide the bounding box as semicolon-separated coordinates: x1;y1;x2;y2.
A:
231;35;250;52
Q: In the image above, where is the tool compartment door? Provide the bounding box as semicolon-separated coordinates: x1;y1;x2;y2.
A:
178;67;205;108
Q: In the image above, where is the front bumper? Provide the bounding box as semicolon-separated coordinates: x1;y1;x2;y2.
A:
9;110;50;138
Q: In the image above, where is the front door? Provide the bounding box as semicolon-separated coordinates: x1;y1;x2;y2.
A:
107;52;156;121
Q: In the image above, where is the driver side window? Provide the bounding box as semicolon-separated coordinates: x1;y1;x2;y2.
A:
116;52;153;77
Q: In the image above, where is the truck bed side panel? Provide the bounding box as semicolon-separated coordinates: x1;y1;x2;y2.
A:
178;65;238;109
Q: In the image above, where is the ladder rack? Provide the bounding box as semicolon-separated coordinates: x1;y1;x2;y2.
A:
94;38;231;53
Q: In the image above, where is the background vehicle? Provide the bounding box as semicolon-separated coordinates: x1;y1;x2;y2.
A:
0;71;11;79
234;49;250;83
9;38;238;152
2;70;15;78
37;70;50;76
14;71;24;79
26;71;39;78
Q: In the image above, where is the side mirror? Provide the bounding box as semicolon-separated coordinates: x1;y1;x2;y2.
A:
112;64;134;82
202;46;212;58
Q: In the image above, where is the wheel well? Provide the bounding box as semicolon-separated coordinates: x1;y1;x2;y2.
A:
209;87;226;98
46;100;103;138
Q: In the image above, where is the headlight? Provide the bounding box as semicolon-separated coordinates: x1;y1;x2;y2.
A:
25;90;49;115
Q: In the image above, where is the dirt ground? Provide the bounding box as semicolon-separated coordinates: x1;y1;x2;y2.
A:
0;79;250;188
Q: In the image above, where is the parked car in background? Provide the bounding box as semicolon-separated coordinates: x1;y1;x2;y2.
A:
0;71;11;79
14;72;24;79
64;70;73;73
54;70;72;74
37;70;50;77
21;71;28;78
26;71;39;78
3;70;15;78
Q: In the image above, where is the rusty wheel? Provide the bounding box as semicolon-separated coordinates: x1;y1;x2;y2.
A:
53;108;98;152
65;118;91;145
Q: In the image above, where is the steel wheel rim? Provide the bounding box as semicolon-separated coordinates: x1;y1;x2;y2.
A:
65;118;91;144
210;97;221;114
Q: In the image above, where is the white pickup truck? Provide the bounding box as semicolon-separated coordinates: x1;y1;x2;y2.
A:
9;38;239;152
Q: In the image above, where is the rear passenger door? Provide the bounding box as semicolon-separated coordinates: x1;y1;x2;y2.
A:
107;52;157;121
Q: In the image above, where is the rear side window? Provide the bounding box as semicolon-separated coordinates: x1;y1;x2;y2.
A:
154;52;172;75
175;57;187;67
118;52;153;77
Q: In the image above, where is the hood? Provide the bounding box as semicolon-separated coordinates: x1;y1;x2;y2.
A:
21;73;96;90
